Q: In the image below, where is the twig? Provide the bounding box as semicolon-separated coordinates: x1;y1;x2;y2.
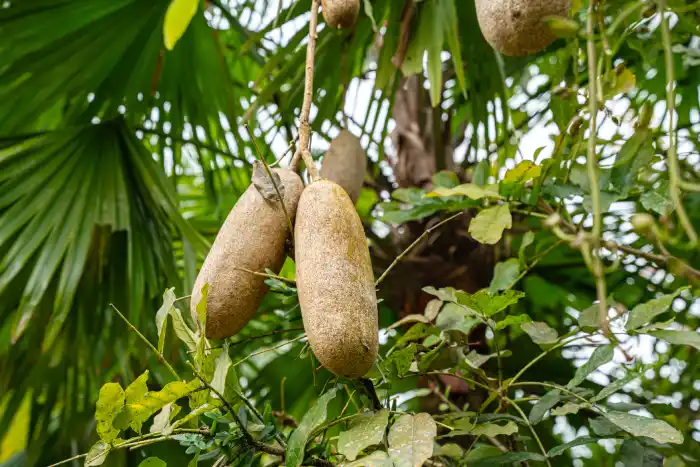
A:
234;266;297;284
585;2;610;336
230;327;305;348
232;334;306;369
657;0;698;244
290;0;321;179
375;212;465;286
506;397;552;467
187;361;254;443
48;429;212;466
110;304;180;380
245;125;295;239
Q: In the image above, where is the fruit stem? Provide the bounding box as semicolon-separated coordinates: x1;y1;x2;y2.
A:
585;0;609;336
291;0;321;180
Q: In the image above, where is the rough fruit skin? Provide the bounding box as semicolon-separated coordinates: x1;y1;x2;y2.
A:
295;180;378;378
321;0;360;29
475;0;570;56
320;130;366;203
191;169;303;340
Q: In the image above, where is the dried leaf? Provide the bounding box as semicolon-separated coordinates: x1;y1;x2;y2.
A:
252;160;284;201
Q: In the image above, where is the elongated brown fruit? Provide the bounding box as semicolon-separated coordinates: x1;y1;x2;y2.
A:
475;0;570;56
320;130;366;204
295;180;378;378
191;169;304;340
321;0;360;29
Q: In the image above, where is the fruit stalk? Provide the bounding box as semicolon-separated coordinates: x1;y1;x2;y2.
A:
291;0;321;179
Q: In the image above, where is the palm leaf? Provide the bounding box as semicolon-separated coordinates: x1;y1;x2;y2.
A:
0;120;207;464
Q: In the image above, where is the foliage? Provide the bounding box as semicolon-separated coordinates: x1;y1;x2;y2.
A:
1;0;700;466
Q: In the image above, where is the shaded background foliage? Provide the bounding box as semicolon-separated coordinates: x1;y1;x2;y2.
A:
1;0;700;465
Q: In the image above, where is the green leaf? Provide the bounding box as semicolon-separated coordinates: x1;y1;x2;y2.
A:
567;344;615;388
602;66;636;100
469;205;512;245
342;451;393;467
641;181;674;215
396;323;439;347
521;322;558;345
85;441;110;466
423;286;459;302
126;371;150;407
547;437;600;457
494;314;531;331
578;305;600;329
488;259;520;293
432;171;460;189
464;350;511;369
425;184;501;200
424;0;443;107
156;289;176;354
635;318;675;333
606;411;684;444
518;232;535;267
610;132;652;196
435;443;464;458
388;344;417;377
529;390;561;424
502;161;542;185
138;458;167;467
441;0;466;97
589;417;622;436
619;440;664;466
455;289;525;317
471;421;518;437
195;283;208;333
95;383;125;443
469;452;546;466
648;330;700;350
286;388;339;467
338;410;390;461
592;372;640;402
551;402;588;416
128;380;200;434
169;306;197;352
211;343;232;395
388;413;437;467
626;290;682;331
436;303;481;336
542;16;580;38
163;0;200;50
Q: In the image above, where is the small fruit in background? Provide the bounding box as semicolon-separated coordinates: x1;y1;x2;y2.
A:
475;0;571;56
320;129;367;204
321;0;360;29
